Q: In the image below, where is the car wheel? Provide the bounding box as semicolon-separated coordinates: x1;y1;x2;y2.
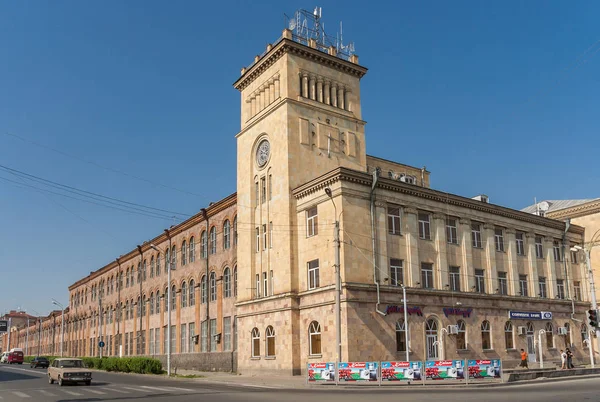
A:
48;375;54;384
58;376;63;387
85;381;91;386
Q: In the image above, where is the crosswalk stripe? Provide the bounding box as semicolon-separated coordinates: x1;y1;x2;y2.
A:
82;388;106;394
121;386;149;392
12;392;30;398
100;387;130;394
139;385;178;392
38;390;57;396
61;390;83;396
163;386;195;392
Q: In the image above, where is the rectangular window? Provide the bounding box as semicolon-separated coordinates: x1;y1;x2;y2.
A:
418;213;431;240
498;271;508;295
390;258;403;287
535;236;543;258
494;228;505;252
387;206;402;235
475;269;485;293
571;249;578;264
308;259;320;290
306;207;318;237
449;266;460;292
420;262;434;289
201;321;208;353
268;174;272;201
516;232;525;256
180;323;187;354
471;223;482;248
255;181;259;206
223;317;232;351
553;240;562;261
262;224;267;251
260;177;266;204
155;327;160;355
189;322;195;353
170;325;176;354
163;327;168;356
255;274;261;298
539;277;547;298
574;281;582;301
557;279;565;299
446;218;458;245
210;319;217;352
263;272;268;297
255;227;260;252
519;274;528;296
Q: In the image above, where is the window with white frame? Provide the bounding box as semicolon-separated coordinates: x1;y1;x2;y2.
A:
475;269;485;293
150;257;155;278
268;174;272;201
201;321;208;353
201;275;207;304
498;271;508;295
189;322;195;353
223;220;231;249
539;276;547;298
306;206;318;237
189;279;195;306
456;320;467;350
574;281;582;301
260;177;266;204
449;266;460;292
387;205;402;235
545;322;554;349
181;282;187;308
418;213;431;240
557;279;565;299
233;266;238;297
262;224;267;250
255;274;260;298
210;227;217;254
308;259;320;290
390;258;403;287
571;249;578;264
201;231;207;259
395;321;407;352
263;272;268;297
233;216;238;246
309;321;321;355
504;321;514;349
420;262;434;289
181;240;187;266
224;268;231;298
494;228;504;252
535;236;543;258
481;320;491;350
446;218;458;244
553;240;562;261
255;227;260;252
266;326;275;357
210;272;216;302
223;317;231;351
519;274;528;296
210;319;217;352
180;323;187;353
189;236;195;262
471;223;482;248
516;232;525;256
171;245;176;270
251;327;260;357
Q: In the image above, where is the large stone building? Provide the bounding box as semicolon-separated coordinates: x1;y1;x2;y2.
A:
3;16;595;374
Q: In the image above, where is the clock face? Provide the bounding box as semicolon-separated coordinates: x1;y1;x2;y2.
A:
256;139;270;167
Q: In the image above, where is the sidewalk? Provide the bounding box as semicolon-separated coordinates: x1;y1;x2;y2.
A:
172;369;308;389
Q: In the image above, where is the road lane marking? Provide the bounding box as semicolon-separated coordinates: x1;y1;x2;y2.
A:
162;386;195;392
38;390;57;396
139;385;180;392
121;386;150;392
1;367;46;376
12;391;30;398
60;390;83;396
82;388;106;394
100;387;130;394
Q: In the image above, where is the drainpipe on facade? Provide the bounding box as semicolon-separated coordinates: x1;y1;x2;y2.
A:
370;168;386;317
137;246;144;356
562;219;571;301
201;208;210;350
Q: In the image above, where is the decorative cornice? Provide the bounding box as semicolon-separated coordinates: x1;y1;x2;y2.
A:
233;38;368;91
547;199;600;220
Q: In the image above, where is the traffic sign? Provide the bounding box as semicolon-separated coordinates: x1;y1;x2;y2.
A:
98;341;105;348
0;320;7;333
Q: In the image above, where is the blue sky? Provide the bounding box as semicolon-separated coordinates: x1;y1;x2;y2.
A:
1;1;599;315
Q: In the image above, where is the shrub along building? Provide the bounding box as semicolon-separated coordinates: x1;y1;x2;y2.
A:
3;10;594;373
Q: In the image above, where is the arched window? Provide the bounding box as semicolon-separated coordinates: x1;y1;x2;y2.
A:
564;322;571;347
201;275;207;304
581;323;589;345
545;322;554;349
456;320;467;350
426;318;439;360
181;281;188;308
395;321;406;352
126;268;130;288
233;266;238;297
125;301;129;320
150;256;155;278
210;227;217;254
142;295;147;317
309;321;321;356
155;291;161;314
137;296;141;317
171;285;177;310
233;216;238;246
526;322;534;335
142;260;147;281
210;272;216;302
189;237;195;263
165;248;171;271
156;254;161;276
189;279;195;306
171;245;177;270
481;320;491;350
266;326;275;357
201;231;207;259
181;240;187;266
137;262;141;283
504;321;514;349
164;288;169;310
251;328;260;357
224;268;231;298
224;220;231;249
150;293;155;315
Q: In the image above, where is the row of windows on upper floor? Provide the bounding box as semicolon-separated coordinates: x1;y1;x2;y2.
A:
303;204;578;263
255;174;272;205
71;218;238;309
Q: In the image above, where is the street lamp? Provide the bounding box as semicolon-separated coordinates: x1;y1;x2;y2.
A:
151;234;172;377
324;187;341;366
52;299;65;357
29;308;42;357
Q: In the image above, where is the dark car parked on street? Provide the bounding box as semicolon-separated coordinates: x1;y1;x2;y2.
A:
30;356;49;369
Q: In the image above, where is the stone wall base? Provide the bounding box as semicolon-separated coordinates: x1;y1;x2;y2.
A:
151;352;237;373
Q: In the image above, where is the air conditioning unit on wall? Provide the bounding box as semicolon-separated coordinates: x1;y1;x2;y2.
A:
517;326;527;336
447;325;459;335
558;327;568;336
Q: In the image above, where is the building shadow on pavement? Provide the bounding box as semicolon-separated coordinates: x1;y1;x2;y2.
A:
0;369;39;382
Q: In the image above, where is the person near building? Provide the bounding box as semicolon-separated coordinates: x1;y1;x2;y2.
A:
560;349;567;369
520;349;528;369
566;348;574;369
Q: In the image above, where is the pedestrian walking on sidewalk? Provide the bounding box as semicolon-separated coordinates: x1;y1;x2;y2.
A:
520;349;529;369
566;348;574;369
560;349;567;369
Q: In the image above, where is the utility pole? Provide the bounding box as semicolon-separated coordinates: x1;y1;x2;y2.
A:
325;187;342;365
25;317;29;356
402;285;409;362
583;249;600;358
137;245;144;356
99;292;103;358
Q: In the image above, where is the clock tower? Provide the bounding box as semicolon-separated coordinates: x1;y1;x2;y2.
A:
233;14;368;374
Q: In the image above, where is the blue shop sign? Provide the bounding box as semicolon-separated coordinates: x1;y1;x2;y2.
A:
508;311;552;320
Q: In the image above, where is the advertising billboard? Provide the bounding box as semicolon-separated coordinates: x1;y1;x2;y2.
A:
381;361;423;381
337;362;379;382
467;359;502;379
425;360;465;380
307;362;336;382
0;320;7;334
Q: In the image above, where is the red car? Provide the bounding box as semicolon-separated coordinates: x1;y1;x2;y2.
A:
7;349;24;365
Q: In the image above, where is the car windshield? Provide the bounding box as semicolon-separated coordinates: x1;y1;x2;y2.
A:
38;358;48;361
59;360;83;368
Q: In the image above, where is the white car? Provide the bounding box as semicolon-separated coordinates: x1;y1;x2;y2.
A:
0;352;9;363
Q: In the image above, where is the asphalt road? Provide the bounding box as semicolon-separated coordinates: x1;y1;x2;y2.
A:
1;364;600;402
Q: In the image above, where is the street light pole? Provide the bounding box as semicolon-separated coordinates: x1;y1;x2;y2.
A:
151;231;171;377
52;300;65;357
29;308;42;357
26;317;29;356
401;285;409;362
325;188;342;365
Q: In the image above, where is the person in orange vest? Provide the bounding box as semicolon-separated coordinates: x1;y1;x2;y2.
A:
520;349;529;369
